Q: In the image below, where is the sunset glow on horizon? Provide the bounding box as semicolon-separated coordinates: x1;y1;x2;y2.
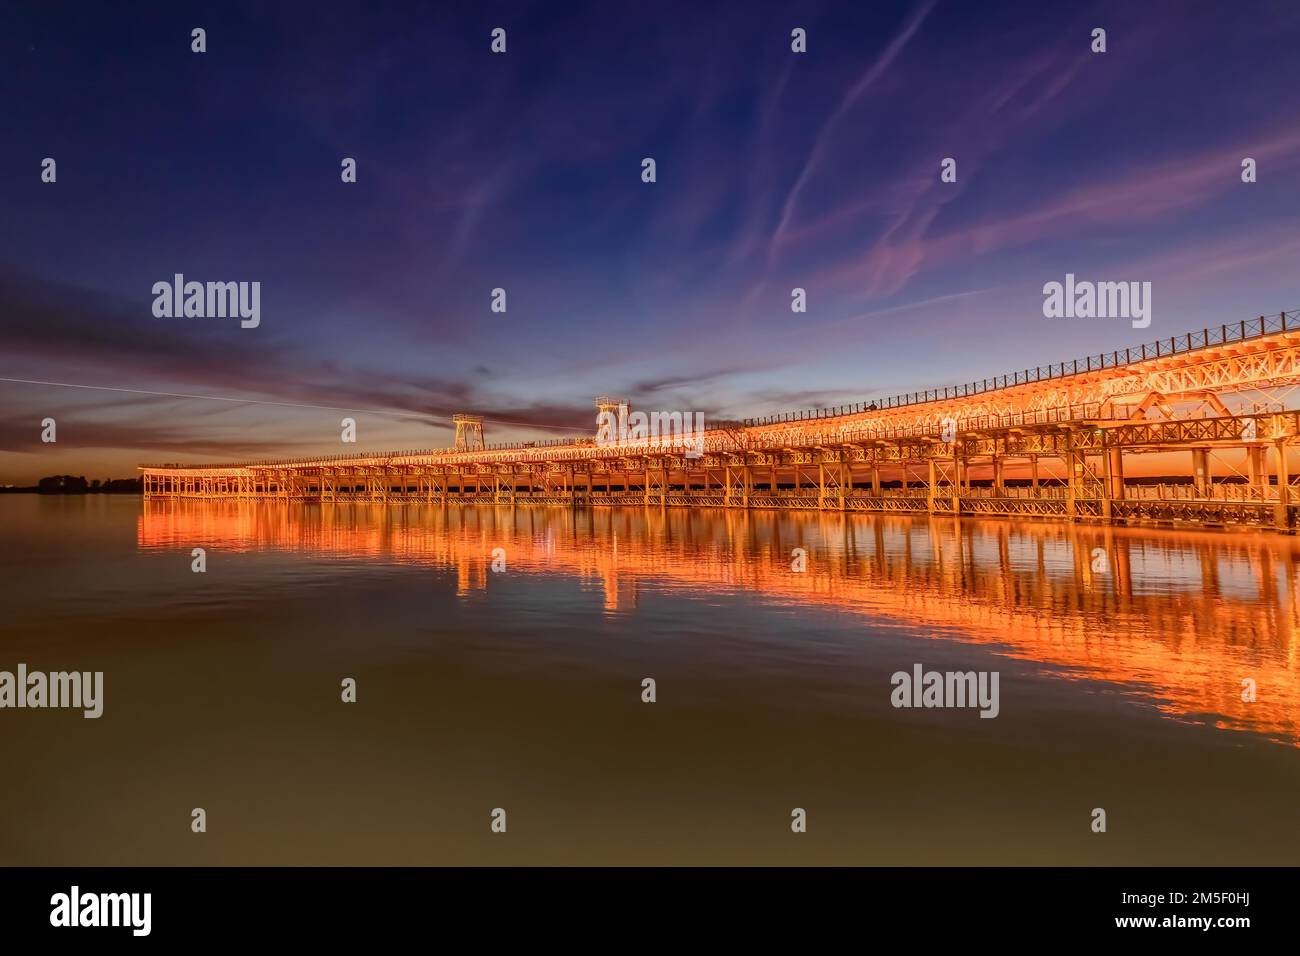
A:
4;1;1300;483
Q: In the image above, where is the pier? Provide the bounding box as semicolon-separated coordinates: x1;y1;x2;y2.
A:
142;312;1300;531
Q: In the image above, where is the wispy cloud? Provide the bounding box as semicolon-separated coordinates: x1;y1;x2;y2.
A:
766;0;938;268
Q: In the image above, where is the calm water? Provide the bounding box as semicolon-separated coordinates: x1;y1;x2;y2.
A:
1;494;1298;865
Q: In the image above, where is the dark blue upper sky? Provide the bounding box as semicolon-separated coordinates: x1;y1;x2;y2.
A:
4;0;1300;479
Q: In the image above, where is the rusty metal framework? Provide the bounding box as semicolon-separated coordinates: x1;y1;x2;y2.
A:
451;414;484;452
141;312;1300;531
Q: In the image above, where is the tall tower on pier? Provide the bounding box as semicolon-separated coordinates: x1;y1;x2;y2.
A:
452;414;485;452
594;396;629;439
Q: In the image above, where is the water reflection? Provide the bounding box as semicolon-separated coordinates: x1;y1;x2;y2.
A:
139;501;1300;746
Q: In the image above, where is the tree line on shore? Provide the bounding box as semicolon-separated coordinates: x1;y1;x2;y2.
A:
0;476;143;494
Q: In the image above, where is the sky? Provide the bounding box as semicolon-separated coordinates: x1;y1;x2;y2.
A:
3;0;1300;483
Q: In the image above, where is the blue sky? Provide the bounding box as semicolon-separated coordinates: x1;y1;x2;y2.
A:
4;0;1300;481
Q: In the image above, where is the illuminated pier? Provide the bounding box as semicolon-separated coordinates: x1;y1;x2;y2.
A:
142;312;1300;531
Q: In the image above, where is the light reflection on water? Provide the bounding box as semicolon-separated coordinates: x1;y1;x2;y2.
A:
130;499;1300;745
3;494;1299;865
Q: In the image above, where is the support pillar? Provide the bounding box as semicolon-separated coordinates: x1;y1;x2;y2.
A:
1101;444;1114;521
1192;447;1210;497
1107;445;1125;502
1275;441;1290;530
1064;443;1083;520
1248;444;1267;500
951;452;962;515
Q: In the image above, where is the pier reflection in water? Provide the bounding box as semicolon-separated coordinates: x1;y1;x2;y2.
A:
136;499;1300;745
1;495;1297;865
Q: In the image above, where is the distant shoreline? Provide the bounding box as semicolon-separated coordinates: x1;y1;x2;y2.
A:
0;488;143;495
1;476;144;495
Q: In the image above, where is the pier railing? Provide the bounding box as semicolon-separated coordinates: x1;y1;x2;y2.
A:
745;310;1299;426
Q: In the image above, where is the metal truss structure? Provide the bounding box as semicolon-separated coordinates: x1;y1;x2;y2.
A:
142;311;1300;531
